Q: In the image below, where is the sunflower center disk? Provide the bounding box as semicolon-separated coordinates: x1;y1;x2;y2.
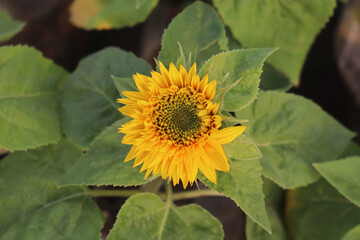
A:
171;104;200;131
151;87;206;146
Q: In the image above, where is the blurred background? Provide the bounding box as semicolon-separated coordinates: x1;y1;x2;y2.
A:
0;0;359;239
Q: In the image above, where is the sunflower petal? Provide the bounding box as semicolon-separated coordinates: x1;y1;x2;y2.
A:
215;126;247;144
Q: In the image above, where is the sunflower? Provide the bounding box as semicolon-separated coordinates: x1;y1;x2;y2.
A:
117;62;246;188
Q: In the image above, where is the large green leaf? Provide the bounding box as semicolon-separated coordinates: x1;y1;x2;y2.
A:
225;29;291;92
112;76;137;97
246;178;288;240
342;225;360;240
314;157;360;207
236;91;354;189
286;179;360;240
339;141;360;158
0;46;67;151
199;48;275;111
0;139;104;239
0;7;25;43
158;1;227;68
246;207;288;240
223;134;262;161
199;159;271;234
259;64;292;91
262;178;284;210
214;0;336;85
60;119;153;187
107;193;224;240
70;0;158;30
61;47;151;148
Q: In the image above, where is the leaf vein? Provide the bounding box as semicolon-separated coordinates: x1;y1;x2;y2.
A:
80;73;119;109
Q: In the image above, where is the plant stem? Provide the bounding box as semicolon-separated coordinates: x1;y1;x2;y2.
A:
88;188;224;201
171;189;224;201
164;181;173;203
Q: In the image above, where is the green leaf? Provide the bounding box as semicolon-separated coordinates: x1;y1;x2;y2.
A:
158;1;228;68
342;225;360;240
259;64;292;92
199;48;275;111
214;0;336;85
60;119;153;187
112;76;137;97
0;46;67;151
246;207;288;240
314;157;360;207
70;0;158;30
61;47;151;148
262;177;285;210
225;26;242;50
339;141;360;158
223;134;262;160
236;91;354;189
286;179;360;240
224;31;291;92
246;178;287;240
0;7;25;43
0;139;104;239
199;159;271;234
107;193;224;240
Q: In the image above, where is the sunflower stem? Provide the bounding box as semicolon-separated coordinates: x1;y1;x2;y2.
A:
169;189;224;201
165;181;173;203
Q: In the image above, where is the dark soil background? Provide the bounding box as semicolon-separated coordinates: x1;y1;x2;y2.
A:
0;0;359;239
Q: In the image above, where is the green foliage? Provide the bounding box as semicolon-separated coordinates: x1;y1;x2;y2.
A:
339;141;360;158
236;91;354;189
246;207;288;240
259;64;292;91
262;178;285;209
246;179;288;240
0;2;357;239
70;0;158;30
342;225;360;240
223;135;262;161
113;77;137;96
107;193;224;240
158;1;228;68
199;48;275;111
61;47;151;148
314;157;360;207
224;31;291;91
60;119;154;187
0;7;24;43
286;179;360;240
214;0;336;85
0;139;104;240
200;159;271;234
0;46;67;151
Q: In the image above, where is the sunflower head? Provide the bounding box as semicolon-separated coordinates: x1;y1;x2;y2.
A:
117;62;246;188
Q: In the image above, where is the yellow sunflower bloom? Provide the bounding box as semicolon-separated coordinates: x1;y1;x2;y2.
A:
117;62;246;188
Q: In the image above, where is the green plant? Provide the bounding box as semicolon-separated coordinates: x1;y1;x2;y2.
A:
0;1;359;239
